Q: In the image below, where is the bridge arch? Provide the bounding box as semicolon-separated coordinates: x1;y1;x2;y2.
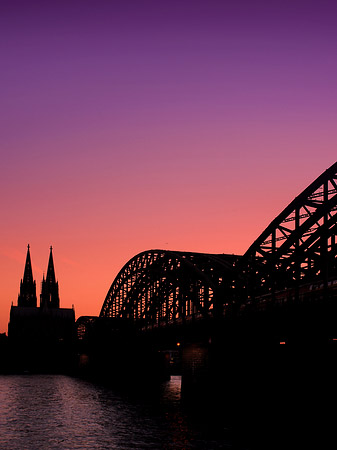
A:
238;161;337;306
98;162;337;321
99;250;239;327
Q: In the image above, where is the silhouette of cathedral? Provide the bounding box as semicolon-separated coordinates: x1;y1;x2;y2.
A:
8;245;75;372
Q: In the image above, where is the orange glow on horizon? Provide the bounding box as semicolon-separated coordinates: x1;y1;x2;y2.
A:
0;2;336;334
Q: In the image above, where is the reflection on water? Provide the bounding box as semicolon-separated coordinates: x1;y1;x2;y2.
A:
0;375;233;450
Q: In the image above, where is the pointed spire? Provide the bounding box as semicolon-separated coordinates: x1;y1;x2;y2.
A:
18;244;37;307
23;244;34;285
46;246;56;285
40;246;60;308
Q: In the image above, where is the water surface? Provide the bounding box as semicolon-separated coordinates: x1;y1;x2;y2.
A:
0;375;234;450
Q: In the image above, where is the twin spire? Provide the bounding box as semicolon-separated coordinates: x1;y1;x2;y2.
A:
18;245;36;307
18;245;60;309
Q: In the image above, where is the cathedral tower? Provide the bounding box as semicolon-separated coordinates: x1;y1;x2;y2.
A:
40;246;60;308
17;244;37;307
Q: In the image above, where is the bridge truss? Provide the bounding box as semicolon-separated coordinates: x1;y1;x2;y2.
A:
237;161;337;309
100;251;238;328
98;162;337;327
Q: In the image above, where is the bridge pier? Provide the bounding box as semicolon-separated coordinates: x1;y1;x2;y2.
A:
181;342;210;401
78;345;171;385
77;319;172;385
179;311;337;422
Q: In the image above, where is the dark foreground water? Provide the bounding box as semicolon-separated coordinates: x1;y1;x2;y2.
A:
1;373;336;450
0;375;236;450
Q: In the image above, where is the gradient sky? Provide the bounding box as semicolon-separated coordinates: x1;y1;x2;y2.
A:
1;0;336;333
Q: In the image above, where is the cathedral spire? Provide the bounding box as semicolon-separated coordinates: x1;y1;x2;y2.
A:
23;244;34;284
40;246;60;308
18;244;37;307
46;246;56;285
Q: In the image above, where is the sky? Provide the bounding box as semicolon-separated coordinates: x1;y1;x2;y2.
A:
0;0;336;333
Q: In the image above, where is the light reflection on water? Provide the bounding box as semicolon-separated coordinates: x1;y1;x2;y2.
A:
0;375;233;450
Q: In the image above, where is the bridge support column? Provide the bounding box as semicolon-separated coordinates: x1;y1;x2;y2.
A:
181;342;210;402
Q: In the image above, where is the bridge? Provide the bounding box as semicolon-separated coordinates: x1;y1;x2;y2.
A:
77;162;337;408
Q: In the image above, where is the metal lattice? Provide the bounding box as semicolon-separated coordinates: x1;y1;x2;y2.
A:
100;250;238;327
237;161;337;308
96;161;337;325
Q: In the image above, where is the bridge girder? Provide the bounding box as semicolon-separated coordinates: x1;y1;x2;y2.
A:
237;161;337;306
96;162;337;327
99;250;239;327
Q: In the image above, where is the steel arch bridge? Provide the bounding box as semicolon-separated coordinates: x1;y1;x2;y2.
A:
99;161;337;327
237;161;337;311
100;251;239;327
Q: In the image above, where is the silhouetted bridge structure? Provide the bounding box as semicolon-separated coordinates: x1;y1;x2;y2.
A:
77;162;337;406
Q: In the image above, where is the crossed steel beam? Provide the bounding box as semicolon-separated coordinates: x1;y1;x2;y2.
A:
98;162;337;328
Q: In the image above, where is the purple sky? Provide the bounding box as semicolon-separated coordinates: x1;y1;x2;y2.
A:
0;0;336;332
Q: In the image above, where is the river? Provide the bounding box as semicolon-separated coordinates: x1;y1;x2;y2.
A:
0;374;237;450
1;373;334;449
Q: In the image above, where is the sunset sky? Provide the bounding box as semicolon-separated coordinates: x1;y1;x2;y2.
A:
1;0;336;333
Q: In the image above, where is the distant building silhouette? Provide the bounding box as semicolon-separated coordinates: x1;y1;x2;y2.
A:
8;245;75;373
